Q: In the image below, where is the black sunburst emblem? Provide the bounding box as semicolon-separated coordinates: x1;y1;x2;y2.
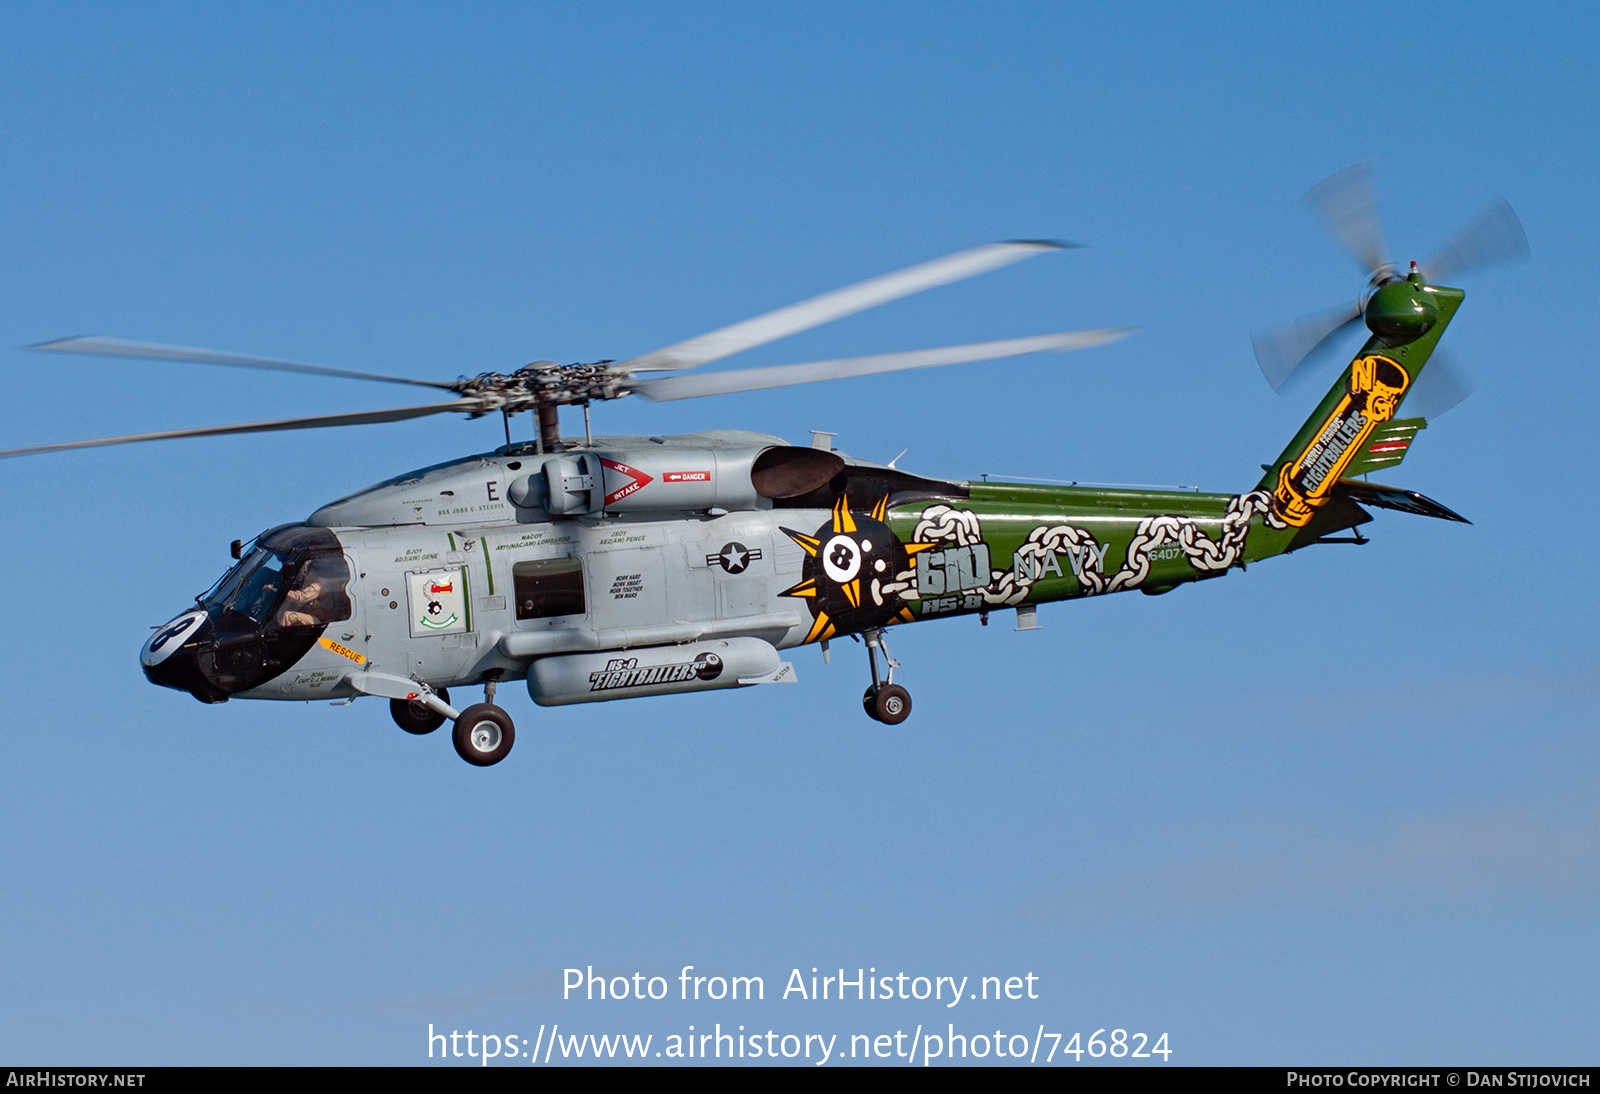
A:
778;493;936;644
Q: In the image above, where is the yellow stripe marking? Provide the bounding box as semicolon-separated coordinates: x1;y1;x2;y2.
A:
319;637;366;665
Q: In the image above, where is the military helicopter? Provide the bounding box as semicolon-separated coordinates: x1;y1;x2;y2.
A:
7;165;1526;766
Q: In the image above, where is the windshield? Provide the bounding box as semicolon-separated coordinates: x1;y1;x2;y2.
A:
200;548;287;622
227;552;288;623
201;547;352;628
201;549;270;612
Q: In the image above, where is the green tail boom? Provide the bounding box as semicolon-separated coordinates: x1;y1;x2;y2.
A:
861;271;1467;632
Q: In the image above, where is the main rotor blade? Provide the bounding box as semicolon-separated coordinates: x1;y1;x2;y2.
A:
1303;161;1389;275
28;336;460;391
1421;197;1529;285
616;240;1073;373
0;401;471;459
1251;300;1364;392
629;328;1132;402
1403;347;1476;420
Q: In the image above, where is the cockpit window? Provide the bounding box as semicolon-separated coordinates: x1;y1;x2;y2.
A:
229;552;288;623
276;555;353;628
200;548;266;610
200;548;353;628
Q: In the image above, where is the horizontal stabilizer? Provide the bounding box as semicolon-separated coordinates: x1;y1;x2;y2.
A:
1344;417;1426;477
1331;479;1469;523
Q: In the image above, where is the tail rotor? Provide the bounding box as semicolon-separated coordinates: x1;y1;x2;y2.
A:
1251;162;1528;412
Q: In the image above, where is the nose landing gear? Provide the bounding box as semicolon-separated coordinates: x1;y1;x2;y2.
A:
860;627;912;725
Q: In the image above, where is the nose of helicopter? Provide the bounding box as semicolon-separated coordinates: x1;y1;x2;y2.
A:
140;609;226;702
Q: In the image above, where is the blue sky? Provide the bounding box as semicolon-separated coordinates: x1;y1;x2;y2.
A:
1;2;1595;1065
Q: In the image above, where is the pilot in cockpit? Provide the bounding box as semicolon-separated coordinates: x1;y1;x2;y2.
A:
276;557;348;628
277;579;326;628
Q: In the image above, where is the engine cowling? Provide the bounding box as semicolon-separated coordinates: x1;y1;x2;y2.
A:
508;446;771;515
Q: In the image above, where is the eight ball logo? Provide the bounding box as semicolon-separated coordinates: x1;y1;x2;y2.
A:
779;493;936;645
141;609;208;667
822;534;862;583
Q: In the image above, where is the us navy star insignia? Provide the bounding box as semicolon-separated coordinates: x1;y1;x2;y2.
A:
708;541;761;574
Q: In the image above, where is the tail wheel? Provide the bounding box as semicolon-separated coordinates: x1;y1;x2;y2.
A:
452;703;515;766
391;687;449;735
872;684;911;725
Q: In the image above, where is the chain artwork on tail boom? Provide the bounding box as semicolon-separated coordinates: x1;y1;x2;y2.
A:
910;491;1284;607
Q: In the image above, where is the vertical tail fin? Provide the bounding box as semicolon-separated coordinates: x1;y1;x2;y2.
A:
1257;272;1464;527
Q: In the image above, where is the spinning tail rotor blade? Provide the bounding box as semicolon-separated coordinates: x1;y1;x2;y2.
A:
616;240;1074;373
1422;197;1530;285
1255;165;1530;404
1250;300;1364;392
1404;348;1476;420
630;328;1132;402
1302;161;1390;275
28;336;459;390
0;401;471;460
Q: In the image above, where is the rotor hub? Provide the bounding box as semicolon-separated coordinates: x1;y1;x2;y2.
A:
1363;262;1405;296
450;361;634;417
1363;278;1439;341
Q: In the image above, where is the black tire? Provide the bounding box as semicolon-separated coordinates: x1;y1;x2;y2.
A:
391;687;449;735
862;685;883;722
873;683;911;725
452;703;515;766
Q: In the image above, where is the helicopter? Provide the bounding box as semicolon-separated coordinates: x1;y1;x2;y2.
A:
6;165;1527;766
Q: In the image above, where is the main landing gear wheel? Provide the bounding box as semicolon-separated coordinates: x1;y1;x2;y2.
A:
859;626;911;724
870;684;912;725
391;687;449;735
452;703;515;766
